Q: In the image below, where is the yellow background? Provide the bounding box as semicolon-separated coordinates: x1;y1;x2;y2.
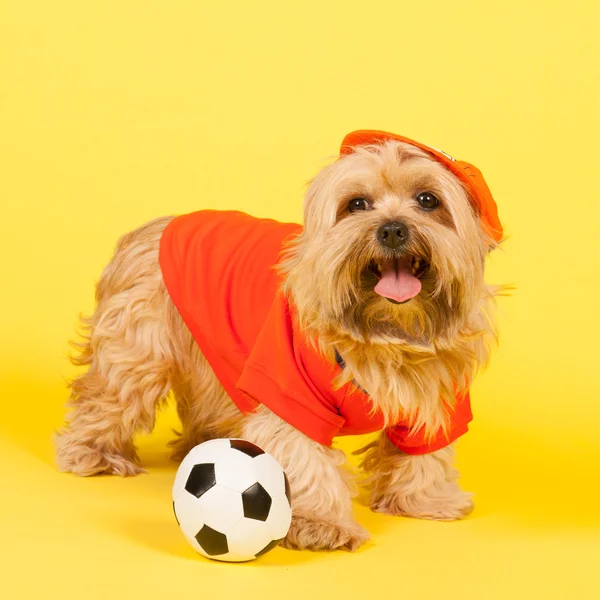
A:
1;1;599;598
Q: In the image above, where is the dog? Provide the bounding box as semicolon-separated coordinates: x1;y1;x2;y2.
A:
55;130;503;552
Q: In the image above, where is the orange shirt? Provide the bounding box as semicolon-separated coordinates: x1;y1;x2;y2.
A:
159;211;472;455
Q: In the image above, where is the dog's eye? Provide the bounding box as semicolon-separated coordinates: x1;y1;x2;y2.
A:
416;192;439;211
348;197;371;213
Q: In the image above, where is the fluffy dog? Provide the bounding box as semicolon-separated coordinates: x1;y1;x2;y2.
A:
55;130;503;552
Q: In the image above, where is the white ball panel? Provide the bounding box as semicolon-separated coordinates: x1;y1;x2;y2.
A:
253;453;287;498
173;489;205;536
207;551;255;563
226;517;276;558
213;449;257;492
265;494;292;540
195;485;245;533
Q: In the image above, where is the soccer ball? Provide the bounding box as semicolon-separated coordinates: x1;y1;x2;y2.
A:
172;438;292;562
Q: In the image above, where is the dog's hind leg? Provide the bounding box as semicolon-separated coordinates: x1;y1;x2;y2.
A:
54;218;176;476
169;342;243;462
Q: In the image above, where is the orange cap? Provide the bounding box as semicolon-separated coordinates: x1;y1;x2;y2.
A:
340;130;503;242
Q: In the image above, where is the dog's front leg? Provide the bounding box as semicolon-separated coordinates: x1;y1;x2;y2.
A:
359;433;473;520
241;408;369;551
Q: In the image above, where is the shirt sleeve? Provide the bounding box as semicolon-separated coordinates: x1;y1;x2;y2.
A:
385;391;473;455
235;293;345;446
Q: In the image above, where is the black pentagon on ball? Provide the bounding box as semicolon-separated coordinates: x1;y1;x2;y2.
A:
229;439;265;458
185;463;216;498
242;482;272;521
195;524;229;556
255;537;284;558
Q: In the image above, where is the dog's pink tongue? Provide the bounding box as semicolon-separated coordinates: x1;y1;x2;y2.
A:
374;258;422;303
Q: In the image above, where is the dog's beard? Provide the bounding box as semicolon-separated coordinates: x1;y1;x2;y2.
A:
331;232;464;345
283;219;484;350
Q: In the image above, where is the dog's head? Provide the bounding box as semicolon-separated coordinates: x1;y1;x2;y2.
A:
281;135;502;349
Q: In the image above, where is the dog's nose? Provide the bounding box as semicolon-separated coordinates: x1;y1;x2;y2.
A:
377;221;409;250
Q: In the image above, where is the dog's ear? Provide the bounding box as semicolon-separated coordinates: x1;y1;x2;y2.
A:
302;162;340;241
462;189;503;255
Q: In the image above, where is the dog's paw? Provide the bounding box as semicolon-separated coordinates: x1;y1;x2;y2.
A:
371;485;474;521
281;514;370;551
55;433;145;477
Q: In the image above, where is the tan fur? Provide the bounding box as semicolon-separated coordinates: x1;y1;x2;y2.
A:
55;140;501;551
356;434;473;520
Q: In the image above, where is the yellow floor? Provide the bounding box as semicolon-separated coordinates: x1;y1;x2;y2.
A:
1;379;598;600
